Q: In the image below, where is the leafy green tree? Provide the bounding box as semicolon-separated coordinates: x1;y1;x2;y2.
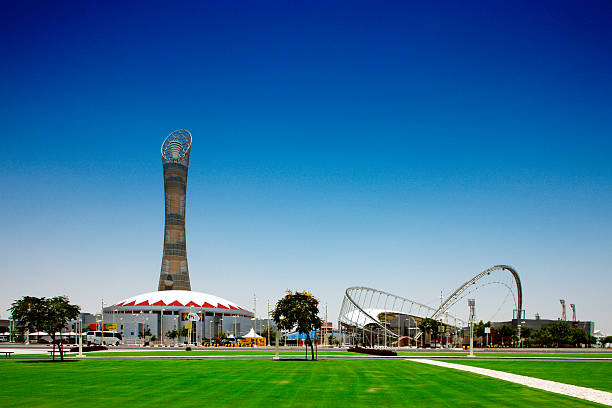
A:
138;328;152;339
166;330;178;340
10;296;80;361
498;324;516;346
519;326;531;347
417;318;438;347
262;327;277;344
474;321;491;346
532;327;553;347
178;326;189;341
328;334;340;346
9;296;46;334
569;327;589;347
548;321;571;347
272;290;323;360
601;336;612;347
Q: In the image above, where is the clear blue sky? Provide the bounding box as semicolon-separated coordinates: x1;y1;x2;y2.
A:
1;1;611;334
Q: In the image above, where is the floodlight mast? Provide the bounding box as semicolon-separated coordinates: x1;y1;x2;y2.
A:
158;129;192;291
468;299;475;357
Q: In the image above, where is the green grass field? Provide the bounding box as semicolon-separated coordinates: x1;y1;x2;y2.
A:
80;350;612;358
6;349;612;361
447;359;612;392
0;359;605;407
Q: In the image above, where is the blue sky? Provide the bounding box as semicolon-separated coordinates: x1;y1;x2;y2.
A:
1;1;611;333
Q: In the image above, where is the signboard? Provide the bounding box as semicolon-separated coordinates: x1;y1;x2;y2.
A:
184;321;193;330
181;312;202;321
484;327;491;334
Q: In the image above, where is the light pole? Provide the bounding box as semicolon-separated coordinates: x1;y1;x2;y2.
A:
77;318;83;357
140;311;144;346
518;320;525;348
468;299;475;358
160;309;165;346
267;300;270;347
100;299;105;331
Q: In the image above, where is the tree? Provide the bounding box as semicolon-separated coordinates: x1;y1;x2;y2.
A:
166;330;178;341
532;327;553;347
548;321;571;347
328;334;340;346
417;318;438;348
138;328;152;339
569;327;589;347
10;296;80;361
178;326;189;342
601;336;612;347
272;290;323;360
261;327;277;344
474;321;491;346
497;324;516;346
519;326;531;347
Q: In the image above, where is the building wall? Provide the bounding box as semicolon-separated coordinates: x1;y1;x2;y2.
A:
104;310;254;343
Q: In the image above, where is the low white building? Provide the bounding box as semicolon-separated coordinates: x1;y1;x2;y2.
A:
103;290;254;344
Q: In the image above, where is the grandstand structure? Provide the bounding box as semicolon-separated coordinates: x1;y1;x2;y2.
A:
338;265;523;347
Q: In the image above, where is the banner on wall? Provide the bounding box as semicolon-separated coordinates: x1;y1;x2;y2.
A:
181;312;202;321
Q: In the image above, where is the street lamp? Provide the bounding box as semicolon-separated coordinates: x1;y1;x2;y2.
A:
209;319;213;345
160;309;165;346
518;320;526;348
468;299;475;358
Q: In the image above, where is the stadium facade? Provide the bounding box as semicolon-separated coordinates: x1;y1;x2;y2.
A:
103;130;254;343
338;265;596;347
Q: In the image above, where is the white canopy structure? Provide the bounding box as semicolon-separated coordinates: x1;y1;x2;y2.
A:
242;328;263;338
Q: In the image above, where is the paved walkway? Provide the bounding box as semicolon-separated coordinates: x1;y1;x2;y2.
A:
408;358;612;406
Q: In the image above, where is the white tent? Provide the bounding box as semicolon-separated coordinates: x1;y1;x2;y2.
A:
243;328;263;338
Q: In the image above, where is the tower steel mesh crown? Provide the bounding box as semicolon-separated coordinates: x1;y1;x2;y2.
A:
158;129;192;291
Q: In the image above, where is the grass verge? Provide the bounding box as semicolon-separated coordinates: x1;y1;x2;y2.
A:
0;359;605;407
445;359;612;392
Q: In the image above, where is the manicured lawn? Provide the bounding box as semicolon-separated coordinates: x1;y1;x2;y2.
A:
468;352;612;359
0;359;604;407
447;359;612;392
80;349;355;357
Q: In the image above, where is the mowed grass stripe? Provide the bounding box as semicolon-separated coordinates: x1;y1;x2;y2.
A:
0;359;606;407
445;359;612;392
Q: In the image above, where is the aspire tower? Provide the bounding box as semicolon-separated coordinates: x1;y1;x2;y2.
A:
159;129;192;291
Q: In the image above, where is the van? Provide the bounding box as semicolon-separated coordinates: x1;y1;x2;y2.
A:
86;331;122;346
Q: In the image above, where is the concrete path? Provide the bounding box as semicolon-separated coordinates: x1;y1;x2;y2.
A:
408;358;612;406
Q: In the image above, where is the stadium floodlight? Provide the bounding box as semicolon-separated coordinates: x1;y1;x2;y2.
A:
468;299;475;357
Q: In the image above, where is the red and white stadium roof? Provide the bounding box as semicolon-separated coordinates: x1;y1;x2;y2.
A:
107;290;251;315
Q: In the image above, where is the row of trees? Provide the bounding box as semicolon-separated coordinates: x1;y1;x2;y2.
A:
416;318;598;348
472;320;597;348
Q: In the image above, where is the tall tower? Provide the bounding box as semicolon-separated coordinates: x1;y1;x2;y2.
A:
158;129;192;291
